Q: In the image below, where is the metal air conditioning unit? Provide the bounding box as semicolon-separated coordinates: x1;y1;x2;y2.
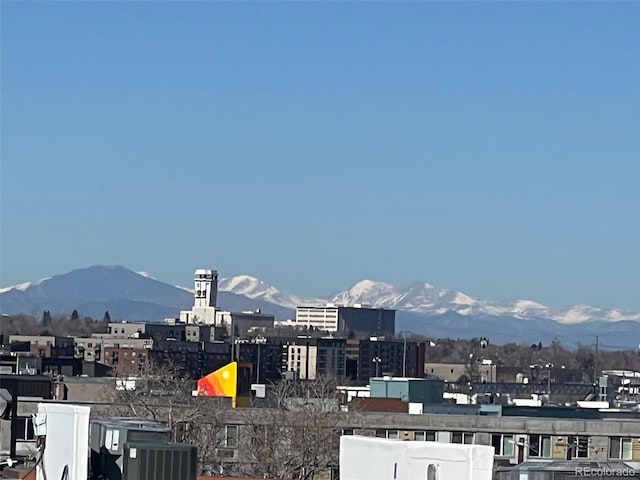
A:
123;442;197;480
90;417;196;480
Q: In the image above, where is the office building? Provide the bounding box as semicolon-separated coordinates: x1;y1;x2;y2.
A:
357;338;426;382
294;304;395;338
283;337;347;380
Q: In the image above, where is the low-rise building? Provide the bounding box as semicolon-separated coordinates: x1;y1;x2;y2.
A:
370;377;444;404
9;335;74;358
426;362;497;383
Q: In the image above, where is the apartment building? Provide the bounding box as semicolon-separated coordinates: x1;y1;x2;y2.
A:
168;405;640;477
283;337;347;380
74;336;152;363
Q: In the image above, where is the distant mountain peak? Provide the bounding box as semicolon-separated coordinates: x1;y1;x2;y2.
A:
0;277;51;294
0;266;294;321
218;275;324;309
347;279;397;294
220;274;266;292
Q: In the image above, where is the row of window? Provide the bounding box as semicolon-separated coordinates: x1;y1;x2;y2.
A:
348;429;636;461
370;429;473;444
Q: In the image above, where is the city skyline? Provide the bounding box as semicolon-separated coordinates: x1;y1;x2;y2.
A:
1;2;639;311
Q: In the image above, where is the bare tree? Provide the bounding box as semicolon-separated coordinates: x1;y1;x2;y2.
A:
107;360;203;430
104;359;237;475
237;375;348;480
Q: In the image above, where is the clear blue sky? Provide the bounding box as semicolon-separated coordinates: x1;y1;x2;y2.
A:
1;2;639;310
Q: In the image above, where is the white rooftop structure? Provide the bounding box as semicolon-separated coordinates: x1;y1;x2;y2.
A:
340;436;494;480
180;268;218;324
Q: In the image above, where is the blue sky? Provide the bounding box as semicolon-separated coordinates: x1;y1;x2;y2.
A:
1;2;639;310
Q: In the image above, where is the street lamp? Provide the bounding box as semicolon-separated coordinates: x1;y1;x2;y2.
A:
545;363;554;398
373;356;382;378
397;330;412;378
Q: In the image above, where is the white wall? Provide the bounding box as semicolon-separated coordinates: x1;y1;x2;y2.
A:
36;403;90;480
340;436;494;480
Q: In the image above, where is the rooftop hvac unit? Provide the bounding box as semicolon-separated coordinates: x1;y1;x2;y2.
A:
90;417;171;456
90;417;195;480
123;442;197;480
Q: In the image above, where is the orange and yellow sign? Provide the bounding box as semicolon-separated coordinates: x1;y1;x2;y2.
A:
197;361;251;407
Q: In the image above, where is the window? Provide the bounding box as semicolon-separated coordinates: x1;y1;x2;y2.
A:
387;430;399;440
491;434;515;457
529;435;552;458
341;428;354;436
375;429;386;438
224;425;238;448
15;417;35;441
414;431;436;442
609;437;633;460
452;432;474;444
568;436;589;459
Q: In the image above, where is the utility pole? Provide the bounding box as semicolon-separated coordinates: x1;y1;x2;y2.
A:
402;332;407;377
256;342;261;384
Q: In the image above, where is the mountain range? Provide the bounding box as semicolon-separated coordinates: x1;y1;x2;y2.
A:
1;265;639;348
219;275;640;325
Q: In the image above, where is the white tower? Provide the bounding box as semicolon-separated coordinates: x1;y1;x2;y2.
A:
180;268;218;324
194;268;218;308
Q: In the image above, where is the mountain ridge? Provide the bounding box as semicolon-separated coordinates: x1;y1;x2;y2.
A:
2;266;639;348
218;275;640;325
0;265;294;321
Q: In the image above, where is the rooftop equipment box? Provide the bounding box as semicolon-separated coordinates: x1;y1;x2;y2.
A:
123;442;197;480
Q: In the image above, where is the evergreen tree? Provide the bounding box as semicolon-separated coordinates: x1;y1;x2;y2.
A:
42;310;52;326
103;311;111;322
70;309;80;321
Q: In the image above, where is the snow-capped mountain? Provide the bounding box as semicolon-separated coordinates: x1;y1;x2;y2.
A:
2;266;639;347
0;266;294;321
0;277;51;294
218;275;324;310
220;277;640;325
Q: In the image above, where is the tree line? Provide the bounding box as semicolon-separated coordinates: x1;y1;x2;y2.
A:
423;336;640;378
0;311;110;338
